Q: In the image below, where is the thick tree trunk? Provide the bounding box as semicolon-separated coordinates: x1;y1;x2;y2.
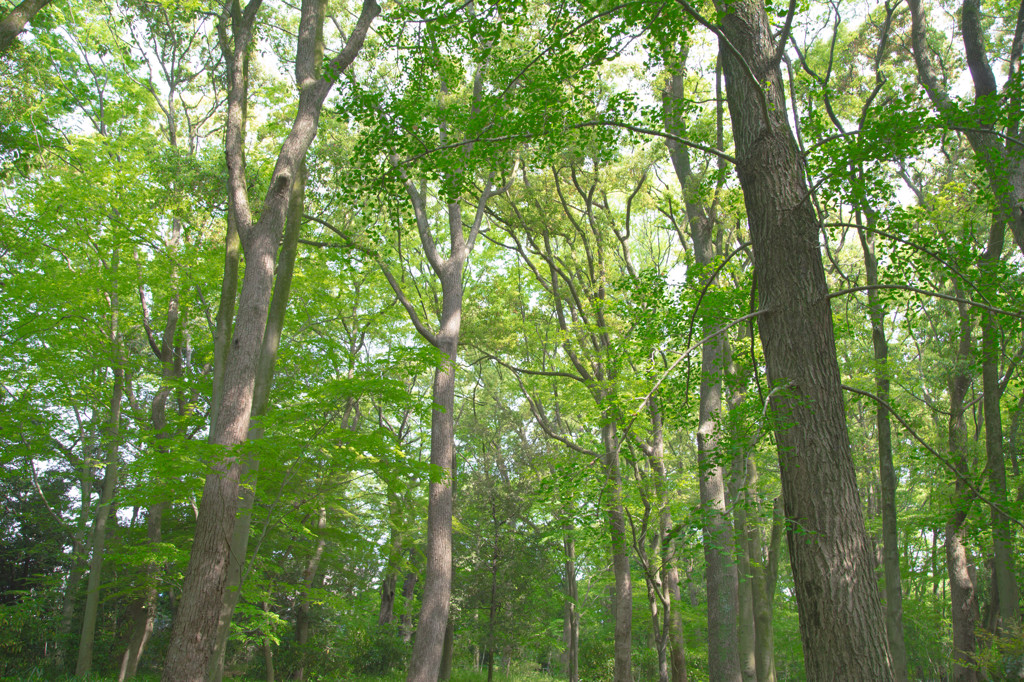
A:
209;160;308;682
0;0;52;53
712;0;894;676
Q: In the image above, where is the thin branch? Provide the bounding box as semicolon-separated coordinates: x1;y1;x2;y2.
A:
673;0;771;127
842;384;1024;532
828;284;1024;319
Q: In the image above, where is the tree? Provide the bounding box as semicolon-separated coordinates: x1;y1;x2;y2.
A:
161;0;378;677
703;0;897;674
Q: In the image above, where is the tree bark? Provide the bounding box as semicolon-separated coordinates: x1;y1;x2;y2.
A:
0;0;52;53
209;158;308;682
711;0;894;675
161;1;378;678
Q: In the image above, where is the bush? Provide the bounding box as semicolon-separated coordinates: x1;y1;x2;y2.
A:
350;623;410;675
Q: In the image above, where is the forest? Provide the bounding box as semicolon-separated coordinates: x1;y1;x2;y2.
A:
0;0;1022;678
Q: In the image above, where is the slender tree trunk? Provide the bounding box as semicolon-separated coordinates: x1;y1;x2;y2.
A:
712;0;894;675
664;55;739;682
289;506;326;682
76;250;125;677
748;482;781;682
979;221;1020;631
601;422;634;682
161;2;377;677
263;600;275;682
562;531;580;682
404;275;460;682
946;295;980;682
122;217;184;680
56;436;94;673
856;222;909;681
119;502;167;680
401;562;416;643
650;401;687;682
76;365;124;676
731;456;756;682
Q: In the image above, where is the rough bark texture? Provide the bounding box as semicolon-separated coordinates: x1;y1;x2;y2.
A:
0;0;51;53
160;2;378;679
712;0;894;676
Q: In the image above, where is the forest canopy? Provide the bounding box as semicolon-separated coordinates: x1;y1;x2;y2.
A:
0;0;1022;680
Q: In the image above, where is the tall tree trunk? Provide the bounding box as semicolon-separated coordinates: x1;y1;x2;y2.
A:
209;159;308;682
75;377;123;675
979;220;1020;631
122;216;184;680
856;222;909;681
263;600;275;682
711;0;894;675
731;455;756;682
748;488;781;682
161;2;378;678
401;561;417;643
76;250;125;677
601;422;634;682
292;508;327;682
647;399;687;682
946;294;980;682
119;502;167;680
562;530;580;682
664;55;739;682
56;434;94;673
